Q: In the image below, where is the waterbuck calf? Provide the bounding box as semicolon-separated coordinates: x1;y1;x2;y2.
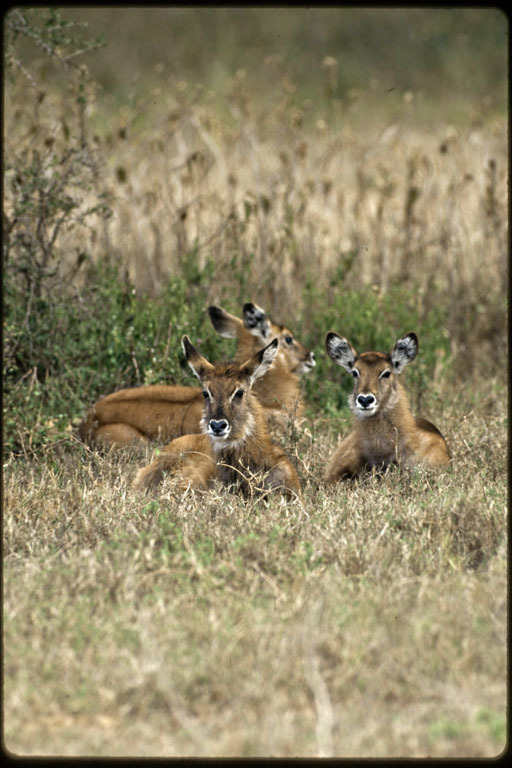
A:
209;302;316;374
133;336;301;497
79;302;313;448
209;302;315;428
325;331;450;482
78;384;204;448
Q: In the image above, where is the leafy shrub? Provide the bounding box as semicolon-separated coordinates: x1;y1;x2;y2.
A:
3;258;228;455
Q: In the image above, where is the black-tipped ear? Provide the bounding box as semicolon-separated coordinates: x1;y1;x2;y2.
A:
325;332;357;372
242;337;279;384
391;332;418;373
208;305;242;338
243;302;271;339
181;335;214;380
181;335;195;359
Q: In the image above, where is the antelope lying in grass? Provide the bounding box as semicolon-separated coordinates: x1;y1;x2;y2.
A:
209;302;315;429
78;381;205;449
133;336;301;497
325;331;450;482
79;302;313;448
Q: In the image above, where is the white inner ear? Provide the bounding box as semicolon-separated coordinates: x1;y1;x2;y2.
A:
245;315;271;340
327;336;355;372
250;344;278;383
216;323;239;339
187;359;204;380
210;309;241;338
182;338;202;379
247;324;268;339
392;335;417;372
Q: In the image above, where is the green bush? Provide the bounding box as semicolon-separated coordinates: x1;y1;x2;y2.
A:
3;257;230;455
3;246;453;456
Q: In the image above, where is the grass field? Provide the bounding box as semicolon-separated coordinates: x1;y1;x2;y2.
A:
3;7;508;758
3;378;507;757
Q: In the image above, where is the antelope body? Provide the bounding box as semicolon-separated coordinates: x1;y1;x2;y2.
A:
325;331;450;482
78;385;203;448
133;336;301;497
79;302;313;448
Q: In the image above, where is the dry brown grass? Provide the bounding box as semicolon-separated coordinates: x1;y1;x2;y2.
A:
3;375;507;757
3;8;507;758
91;91;508;346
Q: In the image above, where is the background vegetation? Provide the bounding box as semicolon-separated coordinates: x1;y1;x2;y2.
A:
3;7;507;758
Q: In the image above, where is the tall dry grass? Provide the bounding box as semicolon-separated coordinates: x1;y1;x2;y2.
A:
4;54;508;375
92;81;507;368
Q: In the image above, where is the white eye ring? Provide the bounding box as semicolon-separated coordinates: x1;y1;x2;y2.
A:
379;370;391;379
351;368;359;379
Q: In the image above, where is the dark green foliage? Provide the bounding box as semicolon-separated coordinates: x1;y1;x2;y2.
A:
2;252;451;455
3;259;228;455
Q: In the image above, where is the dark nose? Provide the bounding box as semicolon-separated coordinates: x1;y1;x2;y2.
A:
209;419;229;436
357;394;376;409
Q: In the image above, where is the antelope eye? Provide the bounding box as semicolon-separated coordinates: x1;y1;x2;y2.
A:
202;390;210;399
351;369;359;379
234;388;244;400
284;335;293;345
380;370;391;379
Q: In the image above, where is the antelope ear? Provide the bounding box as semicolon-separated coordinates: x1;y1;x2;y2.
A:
181;336;215;380
207;305;243;339
243;302;272;340
391;332;418;373
242;338;279;385
325;332;357;373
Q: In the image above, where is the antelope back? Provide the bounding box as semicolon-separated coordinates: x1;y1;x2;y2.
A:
326;332;418;418
182;335;278;447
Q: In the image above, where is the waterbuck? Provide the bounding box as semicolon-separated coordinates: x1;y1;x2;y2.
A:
133;336;301;497
79;302;313;448
209;302;315;429
324;331;450;482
